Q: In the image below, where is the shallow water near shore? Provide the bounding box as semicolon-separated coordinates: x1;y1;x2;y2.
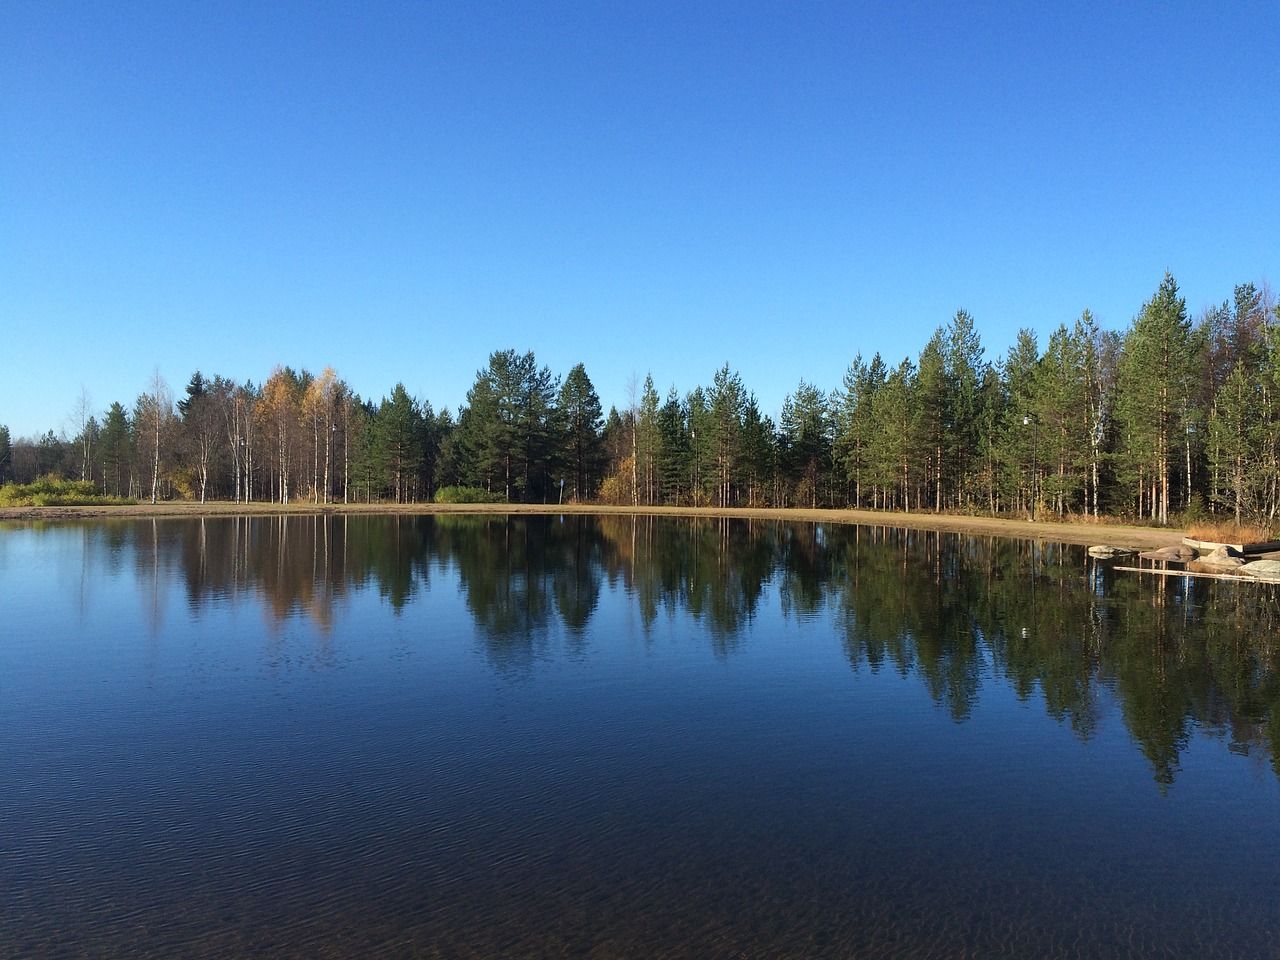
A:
2;514;1278;958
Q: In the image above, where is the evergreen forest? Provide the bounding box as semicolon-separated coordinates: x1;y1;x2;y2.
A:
3;273;1279;528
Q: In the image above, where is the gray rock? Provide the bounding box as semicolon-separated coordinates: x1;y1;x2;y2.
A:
1205;544;1242;561
1187;560;1245;574
1088;545;1138;559
1241;560;1280;580
1140;545;1196;562
1192;554;1245;569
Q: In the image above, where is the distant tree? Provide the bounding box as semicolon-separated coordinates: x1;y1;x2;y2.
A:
178;371;229;503
135;370;174;503
656;387;688;504
72;416;100;489
707;364;747;506
1207;361;1258;523
557;363;605;501
1204;283;1268;390
601;406;626;475
1080;313;1119;518
257;367;303;504
833;353;884;508
975;364;1004;511
1032;323;1091;514
100;402;132;497
10;436;39;483
458;350;559;502
225;381;256;503
35;429;65;477
1115;273;1198;523
915;331;948;510
740;395;777;506
0;424;10;484
685;387;713;505
431;406;459;493
636;374;661;505
347;397;380;503
374;383;425;503
995;329;1040;514
942;309;986;507
302;367;341;503
780;379;830;508
866;359;916;510
69;387;96;482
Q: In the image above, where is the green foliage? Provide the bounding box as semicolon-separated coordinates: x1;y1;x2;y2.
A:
433;485;505;504
1178;492;1209;528
456;349;560;502
0;474;136;506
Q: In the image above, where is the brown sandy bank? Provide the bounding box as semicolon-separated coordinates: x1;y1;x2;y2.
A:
0;501;1185;550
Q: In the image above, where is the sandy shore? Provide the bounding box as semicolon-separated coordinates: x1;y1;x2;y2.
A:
0;501;1186;549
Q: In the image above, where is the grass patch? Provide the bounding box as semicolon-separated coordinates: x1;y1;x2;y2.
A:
0;476;137;507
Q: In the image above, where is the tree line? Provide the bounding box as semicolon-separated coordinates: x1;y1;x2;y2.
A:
2;272;1277;526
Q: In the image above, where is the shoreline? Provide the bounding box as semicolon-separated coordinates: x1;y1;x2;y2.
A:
0;501;1186;550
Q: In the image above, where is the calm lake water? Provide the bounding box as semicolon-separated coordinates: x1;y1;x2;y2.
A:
2;514;1279;959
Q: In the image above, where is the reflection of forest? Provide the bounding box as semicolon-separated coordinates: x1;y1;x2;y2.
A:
130;514;1280;784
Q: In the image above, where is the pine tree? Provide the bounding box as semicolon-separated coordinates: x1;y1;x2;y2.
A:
1033;324;1090;514
457;350;559;502
915;331;948;510
943;310;986;507
636;374;661;505
833;353;885;508
740;395;777;507
1115;273;1198;524
557;363;605;502
996;329;1040;512
656;387;687;505
708;365;746;507
867;359;916;510
780;379;830;508
375;384;425;503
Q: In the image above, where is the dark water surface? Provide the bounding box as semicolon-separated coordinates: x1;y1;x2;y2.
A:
2;514;1279;959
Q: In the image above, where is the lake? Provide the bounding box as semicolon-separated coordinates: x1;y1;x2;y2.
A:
2;514;1278;958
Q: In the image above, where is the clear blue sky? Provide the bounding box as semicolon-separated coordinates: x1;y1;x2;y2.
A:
3;1;1277;440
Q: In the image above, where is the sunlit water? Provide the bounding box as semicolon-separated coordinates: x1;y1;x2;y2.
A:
2;514;1278;958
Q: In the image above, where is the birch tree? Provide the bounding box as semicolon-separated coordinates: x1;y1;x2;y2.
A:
135;371;174;504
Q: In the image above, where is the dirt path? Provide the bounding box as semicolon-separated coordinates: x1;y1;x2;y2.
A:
0;501;1185;549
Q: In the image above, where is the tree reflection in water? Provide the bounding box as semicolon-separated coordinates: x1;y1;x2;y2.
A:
116;513;1280;785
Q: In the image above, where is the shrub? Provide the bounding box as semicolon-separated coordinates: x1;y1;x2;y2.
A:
0;474;137;507
433;485;504;505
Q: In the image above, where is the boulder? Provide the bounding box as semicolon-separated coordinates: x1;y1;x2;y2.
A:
1088;545;1138;559
1139;545;1196;562
1241;560;1280;581
1205;544;1242;560
1187;560;1245;574
1193;553;1245;568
